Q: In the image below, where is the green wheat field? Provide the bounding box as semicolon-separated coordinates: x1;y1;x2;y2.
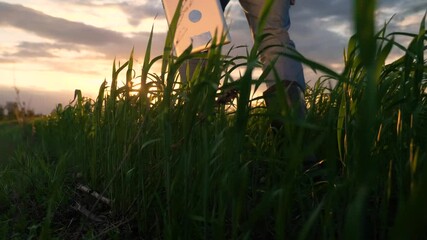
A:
1;1;426;239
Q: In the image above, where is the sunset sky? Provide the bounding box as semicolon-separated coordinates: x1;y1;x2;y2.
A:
0;0;425;114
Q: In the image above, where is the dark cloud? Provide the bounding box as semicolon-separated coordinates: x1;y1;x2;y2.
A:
4;42;76;58
296;0;351;21
0;2;131;46
378;0;426;14
58;0;166;26
291;2;351;66
0;58;15;63
0;2;166;62
118;2;165;26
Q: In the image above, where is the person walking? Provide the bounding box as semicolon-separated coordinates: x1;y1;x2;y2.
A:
180;0;307;127
223;0;306;126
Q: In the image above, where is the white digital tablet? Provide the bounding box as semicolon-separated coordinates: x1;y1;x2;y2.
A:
162;0;231;56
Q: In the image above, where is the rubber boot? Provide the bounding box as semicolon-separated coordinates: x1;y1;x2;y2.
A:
263;80;317;168
262;80;306;130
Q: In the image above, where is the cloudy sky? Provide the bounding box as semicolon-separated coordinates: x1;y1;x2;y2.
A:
0;0;426;114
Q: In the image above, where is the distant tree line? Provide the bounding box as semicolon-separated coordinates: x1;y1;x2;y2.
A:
0;101;35;121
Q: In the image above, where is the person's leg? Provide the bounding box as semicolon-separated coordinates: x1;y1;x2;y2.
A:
239;0;306;122
239;0;317;166
238;0;305;90
220;0;230;10
262;80;306;127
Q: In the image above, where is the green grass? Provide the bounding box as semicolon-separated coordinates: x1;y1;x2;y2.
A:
0;1;426;239
0;121;21;163
0;120;35;164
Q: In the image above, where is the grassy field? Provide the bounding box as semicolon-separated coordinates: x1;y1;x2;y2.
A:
1;1;426;239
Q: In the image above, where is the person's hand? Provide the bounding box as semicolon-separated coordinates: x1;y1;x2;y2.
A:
290;0;295;5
